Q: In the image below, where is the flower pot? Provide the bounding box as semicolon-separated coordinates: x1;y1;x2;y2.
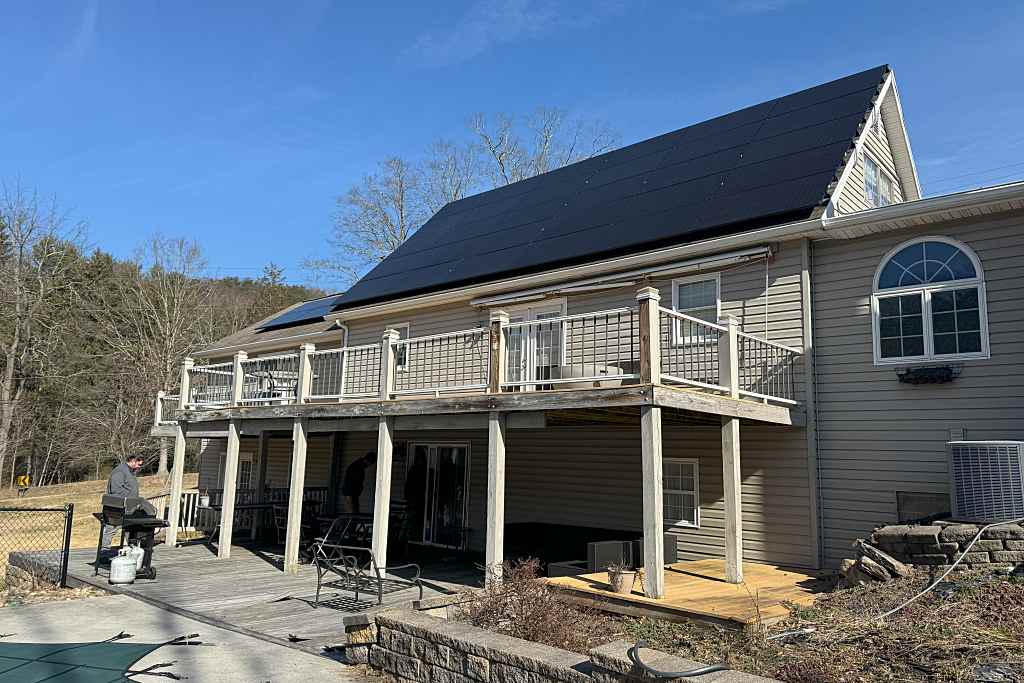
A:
607;570;637;594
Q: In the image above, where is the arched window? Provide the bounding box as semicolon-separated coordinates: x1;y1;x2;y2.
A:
872;237;989;364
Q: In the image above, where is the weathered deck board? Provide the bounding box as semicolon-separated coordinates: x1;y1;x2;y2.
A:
50;543;480;652
547;559;829;627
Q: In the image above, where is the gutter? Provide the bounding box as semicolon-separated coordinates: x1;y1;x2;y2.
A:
327;216;826;322
822;180;1024;233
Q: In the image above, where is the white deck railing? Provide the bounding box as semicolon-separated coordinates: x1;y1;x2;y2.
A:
501;308;640;389
187;362;233;408
308;344;382;400
164;301;802;421
658;308;728;393
239;352;300;405
737;333;799;404
393;328;489;396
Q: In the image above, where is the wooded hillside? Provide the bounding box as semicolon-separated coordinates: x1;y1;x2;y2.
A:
0;185;320;487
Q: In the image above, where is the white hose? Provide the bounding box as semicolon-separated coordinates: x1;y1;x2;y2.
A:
875;516;1024;622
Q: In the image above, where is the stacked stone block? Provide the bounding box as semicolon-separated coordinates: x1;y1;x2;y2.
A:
870;522;1024;571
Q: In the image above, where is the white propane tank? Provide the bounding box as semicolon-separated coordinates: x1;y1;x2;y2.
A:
109;548;137;585
126;543;145;570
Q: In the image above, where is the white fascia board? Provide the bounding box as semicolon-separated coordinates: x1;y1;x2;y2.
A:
886;79;922;200
194;326;345;359
327;217;825;322
822;180;1024;234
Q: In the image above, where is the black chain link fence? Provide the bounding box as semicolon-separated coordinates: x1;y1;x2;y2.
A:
0;504;75;591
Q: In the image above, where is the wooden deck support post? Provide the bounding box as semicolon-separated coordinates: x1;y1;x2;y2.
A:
218;418;241;559
371;415;395;569
719;315;744;584
640;404;665;598
636;287;661;384
284;417;309;574
485;411;507;584
488;310;509;393
154;390;165;426
380;329;400;400
165;357;193;549
296;343;315;403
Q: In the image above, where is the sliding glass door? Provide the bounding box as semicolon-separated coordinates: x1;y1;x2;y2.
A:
407;444;470;548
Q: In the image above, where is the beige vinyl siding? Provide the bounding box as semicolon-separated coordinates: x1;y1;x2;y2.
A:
262;435;332;488
337;424;812;567
811;214;1024;565
834;114;906;214
197;438;226;490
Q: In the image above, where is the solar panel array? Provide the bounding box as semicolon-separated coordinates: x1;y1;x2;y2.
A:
257;293;347;330
271;66;888;326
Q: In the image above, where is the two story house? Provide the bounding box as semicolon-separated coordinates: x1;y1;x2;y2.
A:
154;64;1024;599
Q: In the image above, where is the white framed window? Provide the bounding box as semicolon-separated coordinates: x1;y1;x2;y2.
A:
217;451;254;489
864;154;894;208
871;236;989;365
663;458;699;528
388;322;411;370
671;273;721;344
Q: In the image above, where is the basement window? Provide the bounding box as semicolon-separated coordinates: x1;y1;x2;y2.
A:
663;458;699;528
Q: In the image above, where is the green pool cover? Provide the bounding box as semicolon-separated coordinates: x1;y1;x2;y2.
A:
0;632;198;682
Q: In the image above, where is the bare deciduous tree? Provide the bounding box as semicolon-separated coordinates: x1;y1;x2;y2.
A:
0;183;82;487
308;107;619;287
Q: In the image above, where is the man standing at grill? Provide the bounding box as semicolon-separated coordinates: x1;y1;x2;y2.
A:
342;452;375;513
102;454;144;552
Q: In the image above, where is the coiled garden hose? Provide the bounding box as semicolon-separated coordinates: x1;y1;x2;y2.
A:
627;640;729;679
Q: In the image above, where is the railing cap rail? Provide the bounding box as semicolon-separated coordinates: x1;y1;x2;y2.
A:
735;331;802;354
394;327;489;345
239;351;300;363
501;306;637;329
310;342;381;355
658;306;728;332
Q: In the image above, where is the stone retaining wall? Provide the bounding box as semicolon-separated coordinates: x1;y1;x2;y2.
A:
871;522;1024;571
359;609;777;683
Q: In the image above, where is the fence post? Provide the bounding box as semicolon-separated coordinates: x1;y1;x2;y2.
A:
296;343;315;403
636;287;662;385
166;357;193;548
154;390;165;427
488;310;509;393
231;351;247;406
380;329;400;400
60;503;74;587
719;315;740;399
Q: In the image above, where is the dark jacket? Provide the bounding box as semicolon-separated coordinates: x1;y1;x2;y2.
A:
107;462;139;497
341;459;368;497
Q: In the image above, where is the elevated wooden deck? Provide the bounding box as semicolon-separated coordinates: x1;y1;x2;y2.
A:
22;543;479;654
547;559;830;628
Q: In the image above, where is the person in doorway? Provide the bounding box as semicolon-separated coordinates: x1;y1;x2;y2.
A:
403;451;427;543
102;454;144;552
342;452;376;513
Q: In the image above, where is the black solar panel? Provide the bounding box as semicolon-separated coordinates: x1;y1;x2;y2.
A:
257;293;346;330
332;65;888;311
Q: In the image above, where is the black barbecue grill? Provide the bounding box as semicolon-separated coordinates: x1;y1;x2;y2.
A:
93;494;167;579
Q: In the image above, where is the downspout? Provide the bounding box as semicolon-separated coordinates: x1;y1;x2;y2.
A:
800;238;823;569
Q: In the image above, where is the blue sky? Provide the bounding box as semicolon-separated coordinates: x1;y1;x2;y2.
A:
4;1;1023;285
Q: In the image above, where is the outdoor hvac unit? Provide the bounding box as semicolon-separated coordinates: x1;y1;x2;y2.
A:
948;441;1024;523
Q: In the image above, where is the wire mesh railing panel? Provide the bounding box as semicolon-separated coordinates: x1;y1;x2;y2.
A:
158;394;181;424
341;343;382;398
501;308;640;389
309;349;345;399
187;363;233;408
0;505;74;590
737;333;799;404
393;328;489;395
659;308;726;392
239;353;300;405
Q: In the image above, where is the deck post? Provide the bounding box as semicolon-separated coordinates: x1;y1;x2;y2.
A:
296;343;315;403
218;418;241;559
231;351;247;405
380;329;400;400
284;417;309;574
488;310;509;393
718;315;744;583
721;416;743;584
485;411;507;584
640;404;665;598
154;390;165;427
636;287;662;384
165;357;193;549
371;415;395;568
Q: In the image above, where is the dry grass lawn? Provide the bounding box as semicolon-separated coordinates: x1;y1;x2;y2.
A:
0;473;198;549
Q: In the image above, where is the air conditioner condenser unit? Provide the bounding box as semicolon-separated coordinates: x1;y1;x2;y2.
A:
948;441;1024;523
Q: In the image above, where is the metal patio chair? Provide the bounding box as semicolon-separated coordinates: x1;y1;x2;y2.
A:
310;522;422;606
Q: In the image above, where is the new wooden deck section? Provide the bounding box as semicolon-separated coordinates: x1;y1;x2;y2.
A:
49;544;480;654
547;559;830;627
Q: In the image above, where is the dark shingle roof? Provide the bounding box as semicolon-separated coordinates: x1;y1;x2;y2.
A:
264;65;889;328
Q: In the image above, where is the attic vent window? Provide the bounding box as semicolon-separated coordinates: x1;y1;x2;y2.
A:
872;237;990;365
864;154;894;207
